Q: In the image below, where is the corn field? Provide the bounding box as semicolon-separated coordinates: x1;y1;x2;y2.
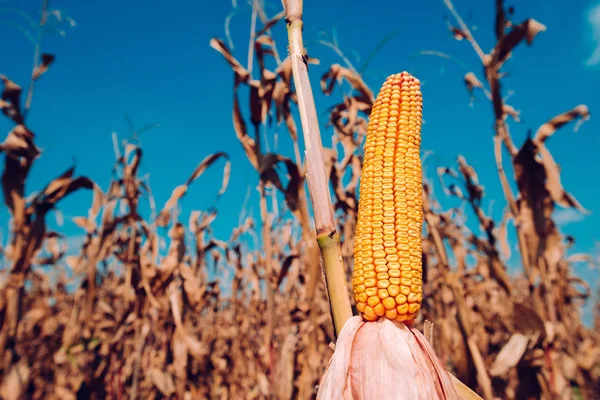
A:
0;0;599;399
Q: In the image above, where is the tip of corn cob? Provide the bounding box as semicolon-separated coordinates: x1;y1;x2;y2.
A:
352;71;423;324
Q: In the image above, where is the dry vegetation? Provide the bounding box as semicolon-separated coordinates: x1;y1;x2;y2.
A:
1;0;599;399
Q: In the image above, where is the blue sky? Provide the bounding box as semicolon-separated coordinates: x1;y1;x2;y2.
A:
1;0;599;321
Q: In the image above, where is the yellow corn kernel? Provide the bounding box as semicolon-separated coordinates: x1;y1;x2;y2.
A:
352;72;423;323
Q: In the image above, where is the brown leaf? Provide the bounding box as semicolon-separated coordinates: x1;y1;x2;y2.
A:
576;339;600;370
32;167;95;210
497;207;512;260
88;182;104;220
258;153;302;216
0;360;30;400
502;104;520;122
464;72;483;94
186;152;231;195
534;105;590;142
513;303;545;339
32;53;56;80
157;152;230;226
0;74;23;123
73;216;96;233
33;232;67;265
168;285;209;360
147;368;175;396
54;387;76;400
513;138;551;264
566;253;594;266
560;354;579;381
171;329;189;398
523;19;547;44
272;81;298;141
199;210;219;232
494;18;546;66
533;106;590;211
255;11;285;37
273;329;298;399
41;167;75;201
277;253;299;287
249;80;262;126
255;34;275;48
23;307;47;327
0;124;41;160
490;333;529;376
449;26;469;41
210;37;250;83
320;64;374;103
233;92;260;169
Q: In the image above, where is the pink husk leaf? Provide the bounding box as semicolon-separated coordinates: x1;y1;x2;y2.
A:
317;316;459;400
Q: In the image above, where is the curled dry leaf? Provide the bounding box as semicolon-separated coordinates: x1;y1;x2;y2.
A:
156;152;230;226
0;124;41;160
168;284;209;361
32;53;56;80
1;74;23;123
31;167;96;211
493;18;546;66
464;72;483;94
258;152;303;216
534;105;590;143
502;104;520;122
533;105;590;211
490;333;529;377
233;92;260;169
210;37;250;83
33;232;67;265
321;64;374;103
449;24;469;41
255;11;285;37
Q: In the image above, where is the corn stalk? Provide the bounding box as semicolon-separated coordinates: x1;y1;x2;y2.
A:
281;0;353;338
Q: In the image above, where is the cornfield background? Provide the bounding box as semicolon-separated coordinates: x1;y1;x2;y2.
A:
1;0;599;399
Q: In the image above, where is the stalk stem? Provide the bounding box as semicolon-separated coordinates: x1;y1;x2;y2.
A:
317;233;352;337
282;0;353;338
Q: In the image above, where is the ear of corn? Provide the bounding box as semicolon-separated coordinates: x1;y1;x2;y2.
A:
352;72;423;323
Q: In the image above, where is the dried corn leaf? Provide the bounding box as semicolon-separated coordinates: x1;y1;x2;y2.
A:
148;367;175;396
533;106;589;211
0;124;40;160
493;18;546;66
32;53;55;80
0;74;23;123
490;333;529;377
255;11;285;37
321;64;374;103
464;72;483;95
157;152;230;226
209;38;250;82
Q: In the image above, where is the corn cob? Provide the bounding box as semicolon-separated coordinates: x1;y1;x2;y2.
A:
352;72;423;323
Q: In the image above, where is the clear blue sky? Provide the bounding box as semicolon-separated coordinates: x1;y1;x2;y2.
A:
1;0;599;320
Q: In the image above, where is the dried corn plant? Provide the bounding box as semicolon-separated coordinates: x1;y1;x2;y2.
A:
415;1;599;399
0;0;598;399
